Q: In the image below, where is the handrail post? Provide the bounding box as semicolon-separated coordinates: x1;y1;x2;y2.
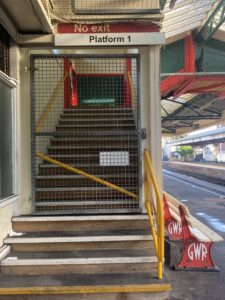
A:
143;148;164;280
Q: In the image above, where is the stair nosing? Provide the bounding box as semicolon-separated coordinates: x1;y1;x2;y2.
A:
36;186;137;192
36;174;137;179
35;201;138;206
1;256;157;266
12;215;148;222
5;235;152;244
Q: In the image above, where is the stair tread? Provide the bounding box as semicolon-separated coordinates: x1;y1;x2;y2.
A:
48;145;137;149
36;186;137;191
35;201;138;206
13;215;148;222
1;256;157;266
57;124;135;127
5;235;152;244
59;118;134;121
7;249;154;259
39;163;137;168
36;174;137;179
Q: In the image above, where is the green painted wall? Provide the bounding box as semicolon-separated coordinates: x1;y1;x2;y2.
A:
161;39;184;74
204;38;225;72
77;75;124;104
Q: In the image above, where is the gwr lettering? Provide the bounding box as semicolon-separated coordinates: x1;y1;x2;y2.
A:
168;221;182;235
90;35;125;43
188;242;208;261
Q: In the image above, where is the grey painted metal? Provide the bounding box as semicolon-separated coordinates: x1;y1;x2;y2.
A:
169;127;225;146
161;72;225;76
162;94;220;132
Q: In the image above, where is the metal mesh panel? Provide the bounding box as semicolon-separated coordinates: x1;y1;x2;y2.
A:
72;0;160;14
31;54;140;215
45;0;160;21
0;25;9;75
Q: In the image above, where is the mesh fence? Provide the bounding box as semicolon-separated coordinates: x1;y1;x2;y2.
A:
43;0;160;21
31;55;141;215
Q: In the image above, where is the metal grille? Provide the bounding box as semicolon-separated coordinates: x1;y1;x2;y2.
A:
31;54;141;215
71;0;160;14
0;25;9;75
46;0;160;21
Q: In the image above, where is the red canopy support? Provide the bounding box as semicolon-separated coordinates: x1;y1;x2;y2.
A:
64;58;78;108
125;58;132;107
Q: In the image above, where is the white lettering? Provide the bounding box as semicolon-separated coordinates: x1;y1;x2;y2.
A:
188;243;208;261
74;24;88;33
168;221;182;235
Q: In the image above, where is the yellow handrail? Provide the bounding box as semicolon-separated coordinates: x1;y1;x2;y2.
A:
35;74;68;133
36;152;138;200
143;149;164;280
128;72;137;107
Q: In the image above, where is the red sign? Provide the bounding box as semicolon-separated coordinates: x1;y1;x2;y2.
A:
57;22;159;34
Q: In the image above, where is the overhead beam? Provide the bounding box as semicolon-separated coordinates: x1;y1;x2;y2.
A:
0;5;54;45
196;0;225;70
197;0;225;43
0;6;20;42
162;115;221;121
30;0;53;33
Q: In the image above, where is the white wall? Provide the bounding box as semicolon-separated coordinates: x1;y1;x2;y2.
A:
0;41;20;248
140;46;162;210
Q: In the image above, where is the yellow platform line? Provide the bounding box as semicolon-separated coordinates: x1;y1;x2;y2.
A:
36;152;138;200
0;284;172;295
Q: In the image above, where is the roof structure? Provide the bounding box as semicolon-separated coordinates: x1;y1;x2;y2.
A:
161;0;225;135
162;0;218;42
168;126;225;145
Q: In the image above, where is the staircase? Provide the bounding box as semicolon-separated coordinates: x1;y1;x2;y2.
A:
35;105;140;215
0;215;171;299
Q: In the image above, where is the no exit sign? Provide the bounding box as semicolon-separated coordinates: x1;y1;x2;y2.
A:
55;23;164;46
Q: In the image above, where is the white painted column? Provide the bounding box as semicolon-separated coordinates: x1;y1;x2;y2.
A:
18;48;32;214
139;46;162;211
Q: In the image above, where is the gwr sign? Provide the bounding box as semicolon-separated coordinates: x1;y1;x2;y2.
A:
188;242;208;261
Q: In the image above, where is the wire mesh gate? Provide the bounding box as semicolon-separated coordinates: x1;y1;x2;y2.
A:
31;54;141;215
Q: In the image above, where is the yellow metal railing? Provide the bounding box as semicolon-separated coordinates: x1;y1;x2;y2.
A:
143;149;164;280
36;152;138;200
35;74;68;133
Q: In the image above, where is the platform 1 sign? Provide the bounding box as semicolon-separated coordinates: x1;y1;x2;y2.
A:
55;22;164;46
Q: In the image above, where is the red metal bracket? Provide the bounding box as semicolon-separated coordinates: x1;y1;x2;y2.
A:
176;205;218;271
163;194;183;241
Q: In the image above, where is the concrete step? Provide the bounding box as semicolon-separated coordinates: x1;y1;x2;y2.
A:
35;207;141;215
61;113;134;119
47;147;137;155
34;201;140;214
58;119;135;125
38;164;137;176
35;186;138;201
1;256;158;275
40;153;138;164
63;108;133;114
12;215;149;233
36;174;138;188
55;125;136;131
6;248;155;259
5;235;153;252
35;200;138;207
48;145;137;150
